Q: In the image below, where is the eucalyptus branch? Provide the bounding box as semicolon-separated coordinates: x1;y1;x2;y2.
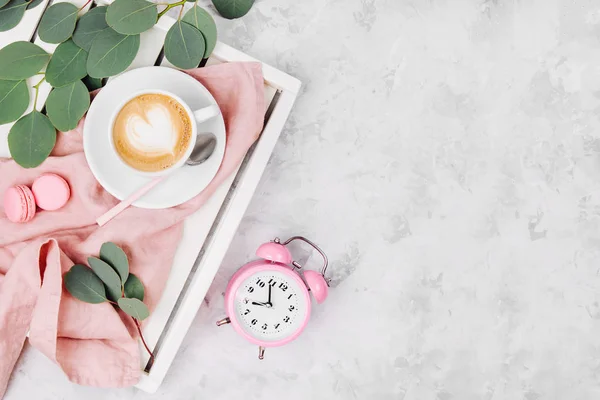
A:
64;244;153;367
32;76;45;111
157;0;187;19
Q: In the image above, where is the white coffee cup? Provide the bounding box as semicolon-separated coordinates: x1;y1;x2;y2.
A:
109;89;220;177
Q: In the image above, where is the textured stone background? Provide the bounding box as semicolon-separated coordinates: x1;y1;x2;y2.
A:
7;0;600;399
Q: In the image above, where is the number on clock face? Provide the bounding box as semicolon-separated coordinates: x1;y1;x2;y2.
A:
235;270;307;341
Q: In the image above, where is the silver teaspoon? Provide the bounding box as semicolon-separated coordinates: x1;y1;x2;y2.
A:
186;133;217;166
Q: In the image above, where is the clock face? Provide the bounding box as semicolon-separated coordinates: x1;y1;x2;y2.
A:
234;269;309;342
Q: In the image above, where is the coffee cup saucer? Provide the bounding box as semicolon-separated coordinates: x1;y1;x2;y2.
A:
83;67;226;209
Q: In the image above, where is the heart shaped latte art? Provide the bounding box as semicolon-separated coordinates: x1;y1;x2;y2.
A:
125;104;179;155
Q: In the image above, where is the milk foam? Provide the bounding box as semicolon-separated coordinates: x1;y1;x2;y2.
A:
124;104;179;155
113;93;192;172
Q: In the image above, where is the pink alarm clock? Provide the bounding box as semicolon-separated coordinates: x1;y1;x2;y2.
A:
217;236;329;360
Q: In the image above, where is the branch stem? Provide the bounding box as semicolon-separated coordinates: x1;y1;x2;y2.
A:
135;319;155;365
79;0;93;11
157;0;187;19
32;76;45;112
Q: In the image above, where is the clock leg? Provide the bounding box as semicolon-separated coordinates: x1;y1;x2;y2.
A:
258;346;265;360
216;317;231;326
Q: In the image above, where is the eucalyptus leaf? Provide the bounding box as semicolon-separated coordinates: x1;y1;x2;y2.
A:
118;297;149;320
0;41;49;80
27;0;43;9
124;274;144;301
8;111;56;168
211;0;254;19
99;242;129;284
46;80;90;131
0;79;28;124
72;6;108;52
64;264;108;304
106;0;157;35
164;21;205;69
0;0;27;32
45;40;88;87
182;6;216;58
0;0;10;8
82;75;102;91
86;28;140;78
38;2;78;44
88;257;122;301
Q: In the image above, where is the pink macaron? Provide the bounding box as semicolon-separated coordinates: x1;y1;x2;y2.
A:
32;173;71;211
3;185;36;223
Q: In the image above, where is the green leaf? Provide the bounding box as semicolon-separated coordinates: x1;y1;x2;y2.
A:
8;111;56;168
182;6;217;59
64;264;108;304
124;274;144;301
0;0;27;32
27;0;43;9
46;80;90;131
0;0;10;8
211;0;254;19
0;79;28;125
164;21;205;69
72;6;108;52
88;257;122;301
106;0;157;35
99;242;129;284
45;40;88;88
86;28;139;78
82;75;102;91
38;2;79;44
118;297;149;320
0;41;49;80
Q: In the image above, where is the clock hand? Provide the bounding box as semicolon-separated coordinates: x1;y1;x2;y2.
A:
267;284;272;306
251;300;273;308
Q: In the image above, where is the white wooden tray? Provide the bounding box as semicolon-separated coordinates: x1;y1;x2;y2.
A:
0;0;300;393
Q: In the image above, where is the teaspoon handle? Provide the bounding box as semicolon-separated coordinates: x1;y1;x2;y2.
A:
96;176;165;227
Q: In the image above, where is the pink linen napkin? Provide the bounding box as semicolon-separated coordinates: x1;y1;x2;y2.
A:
0;63;266;398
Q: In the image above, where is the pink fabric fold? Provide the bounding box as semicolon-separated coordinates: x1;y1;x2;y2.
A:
0;63;265;397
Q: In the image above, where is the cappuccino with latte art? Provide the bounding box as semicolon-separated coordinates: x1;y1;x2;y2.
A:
112;93;192;172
